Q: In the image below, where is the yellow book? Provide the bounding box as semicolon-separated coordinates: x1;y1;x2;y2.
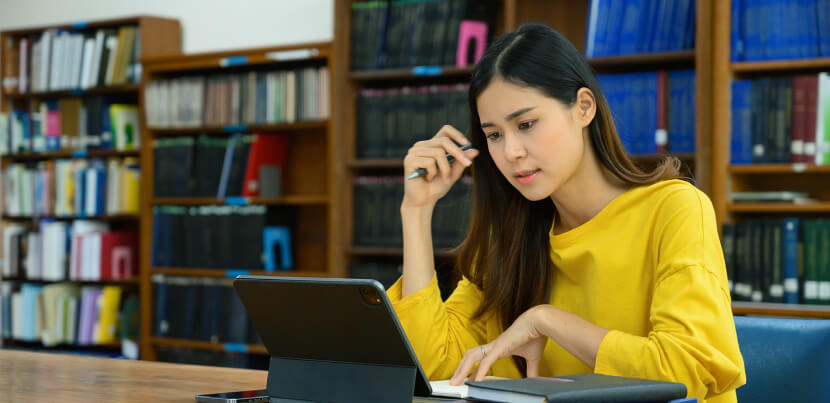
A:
94;286;122;344
120;157;140;214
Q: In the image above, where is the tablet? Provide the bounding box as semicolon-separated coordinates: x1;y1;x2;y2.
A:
232;276;432;399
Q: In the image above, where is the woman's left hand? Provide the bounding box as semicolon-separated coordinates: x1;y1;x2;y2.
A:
449;305;550;385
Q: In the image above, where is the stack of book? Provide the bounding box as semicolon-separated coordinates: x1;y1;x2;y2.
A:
144;67;329;128
3;157;140;217
585;0;697;58
731;74;830;165
1;26;142;94
0;283;135;346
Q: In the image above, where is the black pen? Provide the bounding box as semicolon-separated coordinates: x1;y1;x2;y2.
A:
407;143;474;180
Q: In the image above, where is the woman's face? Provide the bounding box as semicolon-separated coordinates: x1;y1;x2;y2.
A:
477;77;589;201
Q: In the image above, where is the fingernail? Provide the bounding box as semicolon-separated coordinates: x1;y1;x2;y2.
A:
463;158;472;165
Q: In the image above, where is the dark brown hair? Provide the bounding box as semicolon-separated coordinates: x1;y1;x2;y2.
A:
456;23;681;373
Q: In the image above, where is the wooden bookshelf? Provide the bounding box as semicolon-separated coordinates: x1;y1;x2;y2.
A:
732;302;830;319
2;149;139;162
729;164;830;174
347;247;457;259
709;1;830;320
4;84;141;100
727;202;830;214
140;42;339;363
349;66;474;83
0;16;182;359
2;214;139;221
150;267;330;278
150;121;328;136
150;195;329;206
731;57;830;73
588;50;696;72
0;277;139;285
152;337;269;356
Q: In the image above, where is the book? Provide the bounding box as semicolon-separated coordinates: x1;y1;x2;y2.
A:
466;373;687;403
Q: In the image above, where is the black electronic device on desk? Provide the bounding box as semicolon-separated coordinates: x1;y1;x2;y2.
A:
201;276;432;403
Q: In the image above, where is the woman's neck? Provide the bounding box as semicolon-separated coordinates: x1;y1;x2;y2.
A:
551;143;627;235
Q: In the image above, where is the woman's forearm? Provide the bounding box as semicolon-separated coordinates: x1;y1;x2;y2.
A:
401;204;437;298
534;305;611;369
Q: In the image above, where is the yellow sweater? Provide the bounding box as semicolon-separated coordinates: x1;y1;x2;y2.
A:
387;179;746;403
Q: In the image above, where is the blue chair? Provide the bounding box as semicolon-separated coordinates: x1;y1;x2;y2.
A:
734;316;830;402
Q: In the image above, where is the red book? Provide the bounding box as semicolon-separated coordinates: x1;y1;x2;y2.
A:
792;76;809;163
656;71;668;154
804;75;820;164
100;231;138;280
242;134;290;197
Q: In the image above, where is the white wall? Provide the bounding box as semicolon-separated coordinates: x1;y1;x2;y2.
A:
0;0;333;53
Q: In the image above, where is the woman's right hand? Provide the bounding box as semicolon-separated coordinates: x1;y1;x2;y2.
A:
402;125;480;209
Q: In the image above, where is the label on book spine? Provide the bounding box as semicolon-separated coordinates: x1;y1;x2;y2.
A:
805;281;818;299
220;56;248;67
226;269;250;278
223;124;246;133
223;343;248;353
225;197;249;206
71;150;88;158
412;66;442;76
784;279;798;293
72;21;88;28
266;48;320;61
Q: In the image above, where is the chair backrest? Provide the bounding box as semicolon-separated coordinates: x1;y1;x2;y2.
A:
734;316;830;402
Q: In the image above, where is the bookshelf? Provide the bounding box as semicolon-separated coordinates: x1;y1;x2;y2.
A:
140;42;339;362
0;16;181;355
709;1;830;318
332;0;711;297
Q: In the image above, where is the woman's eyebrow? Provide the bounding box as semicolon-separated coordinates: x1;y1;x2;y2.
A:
481;106;538;128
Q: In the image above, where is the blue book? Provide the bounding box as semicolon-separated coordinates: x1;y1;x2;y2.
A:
656;0;676;52
667;0;688;51
731;80;753;164
782;218;801;304
619;0;644;55
729;0;744;62
684;0;696;49
21;284;44;342
604;0;626;55
643;73;658;154
586;0;602;57
744;0;761;60
75;164;86;218
819;0;830;57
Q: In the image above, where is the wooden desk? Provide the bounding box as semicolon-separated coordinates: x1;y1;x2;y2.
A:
0;349;268;402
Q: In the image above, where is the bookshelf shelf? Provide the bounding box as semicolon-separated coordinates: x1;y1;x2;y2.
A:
151;337;268;355
726;202;830;213
731;57;830;73
0;277;139;285
3;84;140;100
587;50;696;71
150;195;328;206
349;66;474;83
151;267;329;278
149;121;329;136
2;214;139;221
2;338;123;350
347;246;457;258
729;164;830;174
140;42;332;75
347;159;403;169
732;302;830;319
2;149;140;162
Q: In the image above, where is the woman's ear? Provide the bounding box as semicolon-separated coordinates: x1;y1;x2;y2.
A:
575;87;596;128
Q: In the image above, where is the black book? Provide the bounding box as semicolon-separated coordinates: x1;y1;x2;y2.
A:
466;373;687;403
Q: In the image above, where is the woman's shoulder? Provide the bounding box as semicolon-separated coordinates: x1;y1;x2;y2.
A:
634;179;711;210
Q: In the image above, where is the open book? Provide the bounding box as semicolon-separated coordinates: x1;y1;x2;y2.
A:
430;376;507;398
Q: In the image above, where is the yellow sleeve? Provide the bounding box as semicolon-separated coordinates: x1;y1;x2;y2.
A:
594;187;746;401
386;273;487;380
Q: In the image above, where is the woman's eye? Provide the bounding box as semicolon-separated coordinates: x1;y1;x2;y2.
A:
519;120;536;130
486;132;501;141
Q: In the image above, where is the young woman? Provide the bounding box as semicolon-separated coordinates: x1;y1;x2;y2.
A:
386;23;745;403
